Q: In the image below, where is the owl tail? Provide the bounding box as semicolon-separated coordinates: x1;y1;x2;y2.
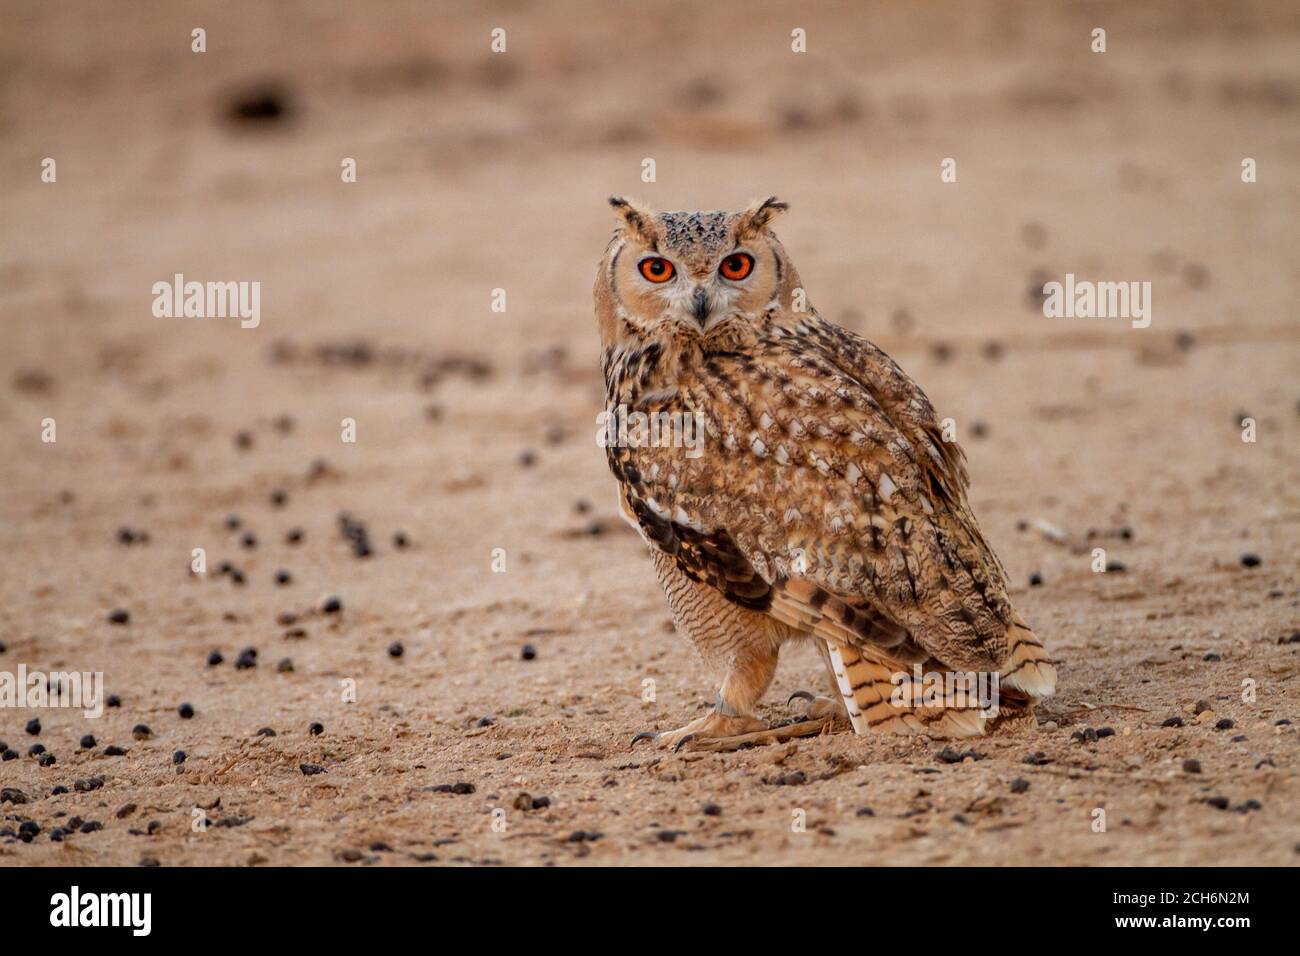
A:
824;641;989;738
998;616;1057;701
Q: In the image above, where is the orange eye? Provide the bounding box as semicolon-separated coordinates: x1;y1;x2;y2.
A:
638;257;675;283
719;253;754;281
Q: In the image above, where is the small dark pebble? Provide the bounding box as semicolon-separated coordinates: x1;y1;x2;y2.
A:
388;641;405;658
476;715;494;727
855;806;875;816
235;647;258;669
322;596;343;614
300;763;326;776
28;743;45;756
520;643;537;661
79;820;103;834
702;803;722;816
370;842;393;853
256;727;277;737
1028;572;1043;587
274;569;292;586
1;750;17;761
178;702;195;719
241;532;258;550
172;750;187;766
1203;795;1230;810
103;745;128;756
1182;758;1202;774
79;734;96;749
107;608;130;625
270;489;288;508
1240;553;1261;568
1104;561;1126;573
132;724;152;740
1010;778;1031;794
234;430;254;450
276;657;294;673
393;531;410;549
230;569;246;586
1023;752;1051;766
52;785;69;795
1162;716;1185;727
1;788;28;804
207;650;224;666
25;718;41;736
936;746;984;764
225;514;242;530
1203;652;1221;662
116;803;137;819
309;722;324;736
1214;718;1235;731
38;753;56;767
567;830;602;843
286;528;304;545
428;782;475;795
517;449;538;468
1095;727;1116;739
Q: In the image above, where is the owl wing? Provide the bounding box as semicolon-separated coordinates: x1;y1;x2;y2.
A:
612;317;1048;693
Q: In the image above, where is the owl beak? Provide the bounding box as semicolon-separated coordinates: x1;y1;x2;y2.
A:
691;287;710;327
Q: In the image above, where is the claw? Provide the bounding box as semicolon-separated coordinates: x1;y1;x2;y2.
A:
630;731;658;746
673;733;697;753
787;690;816;705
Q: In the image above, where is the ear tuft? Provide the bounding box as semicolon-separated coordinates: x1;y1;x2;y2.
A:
737;196;789;236
608;196;656;241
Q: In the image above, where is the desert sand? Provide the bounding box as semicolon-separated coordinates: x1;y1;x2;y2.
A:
1;0;1297;866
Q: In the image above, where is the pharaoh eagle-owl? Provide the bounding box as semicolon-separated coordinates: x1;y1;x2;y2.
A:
595;196;1056;749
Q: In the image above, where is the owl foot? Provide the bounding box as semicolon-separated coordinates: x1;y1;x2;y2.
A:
787;689;844;721
630;711;767;752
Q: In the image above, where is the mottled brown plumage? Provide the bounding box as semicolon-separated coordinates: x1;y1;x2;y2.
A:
595;197;1056;747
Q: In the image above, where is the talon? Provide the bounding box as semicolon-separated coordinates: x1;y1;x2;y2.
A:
673;733;697;753
630;731;658;746
787;690;816;705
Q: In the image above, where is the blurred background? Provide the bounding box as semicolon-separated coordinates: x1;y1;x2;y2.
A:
0;0;1297;865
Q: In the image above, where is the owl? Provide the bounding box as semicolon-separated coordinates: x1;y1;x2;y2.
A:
595;197;1056;750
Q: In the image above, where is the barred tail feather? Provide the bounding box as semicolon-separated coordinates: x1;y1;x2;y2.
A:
999;617;1057;700
826;641;988;738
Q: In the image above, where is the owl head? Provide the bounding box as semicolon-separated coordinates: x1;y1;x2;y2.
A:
594;196;804;348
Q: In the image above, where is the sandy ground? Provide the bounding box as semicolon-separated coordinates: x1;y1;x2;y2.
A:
1;0;1298;866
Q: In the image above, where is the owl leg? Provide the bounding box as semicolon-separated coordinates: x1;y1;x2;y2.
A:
632;645;779;751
